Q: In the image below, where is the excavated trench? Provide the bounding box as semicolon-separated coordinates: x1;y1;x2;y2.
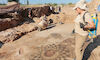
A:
0;4;100;60
0;5;55;44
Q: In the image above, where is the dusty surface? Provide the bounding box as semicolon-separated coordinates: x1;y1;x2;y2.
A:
0;5;100;60
0;23;75;60
0;23;100;60
48;6;76;23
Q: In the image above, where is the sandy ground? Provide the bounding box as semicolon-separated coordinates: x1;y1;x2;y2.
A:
0;4;100;60
0;23;75;60
1;22;100;60
2;23;74;48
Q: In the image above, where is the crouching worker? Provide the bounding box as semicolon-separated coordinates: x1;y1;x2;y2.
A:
37;15;48;31
73;0;95;60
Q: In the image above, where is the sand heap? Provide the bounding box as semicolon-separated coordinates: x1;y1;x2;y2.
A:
88;0;100;13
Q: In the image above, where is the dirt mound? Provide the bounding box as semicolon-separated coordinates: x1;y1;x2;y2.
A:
0;4;19;14
20;6;54;18
0;5;55;31
7;1;18;6
0;5;56;43
87;0;100;13
0;13;23;31
0;22;36;43
0;4;24;31
19;8;29;18
31;6;54;18
47;5;76;24
61;5;76;23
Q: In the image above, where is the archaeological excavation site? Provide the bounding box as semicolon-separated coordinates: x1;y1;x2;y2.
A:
0;0;100;60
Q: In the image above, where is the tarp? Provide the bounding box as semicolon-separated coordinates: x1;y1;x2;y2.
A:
0;4;20;15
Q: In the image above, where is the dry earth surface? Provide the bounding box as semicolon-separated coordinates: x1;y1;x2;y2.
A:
0;5;100;60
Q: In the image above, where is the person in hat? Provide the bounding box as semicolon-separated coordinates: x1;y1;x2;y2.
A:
73;0;95;60
37;15;48;31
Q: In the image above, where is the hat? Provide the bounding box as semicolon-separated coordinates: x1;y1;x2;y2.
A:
73;0;88;10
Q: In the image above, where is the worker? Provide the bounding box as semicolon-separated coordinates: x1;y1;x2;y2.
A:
58;6;61;13
73;0;95;60
37;15;48;31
